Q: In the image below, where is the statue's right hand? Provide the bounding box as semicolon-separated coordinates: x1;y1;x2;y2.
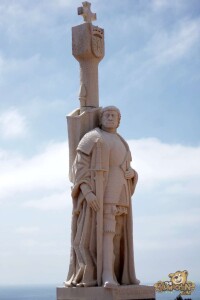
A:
85;192;100;212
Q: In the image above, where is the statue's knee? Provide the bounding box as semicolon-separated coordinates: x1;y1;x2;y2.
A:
103;213;116;234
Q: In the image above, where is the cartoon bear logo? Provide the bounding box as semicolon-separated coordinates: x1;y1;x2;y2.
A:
154;270;195;295
169;270;188;285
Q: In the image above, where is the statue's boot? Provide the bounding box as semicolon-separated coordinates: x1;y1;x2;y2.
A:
71;264;84;286
82;264;97;287
76;282;84;287
102;232;119;289
83;280;97;287
132;278;140;285
64;274;74;287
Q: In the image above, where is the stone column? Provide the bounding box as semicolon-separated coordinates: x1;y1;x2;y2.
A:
72;6;104;111
67;2;104;180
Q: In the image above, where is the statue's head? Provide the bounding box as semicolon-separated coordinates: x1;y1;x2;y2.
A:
99;106;121;130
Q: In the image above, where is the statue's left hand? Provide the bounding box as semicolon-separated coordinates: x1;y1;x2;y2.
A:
85;192;100;212
125;168;135;179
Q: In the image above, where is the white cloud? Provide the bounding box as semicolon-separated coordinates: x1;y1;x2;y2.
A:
0;108;28;139
16;226;39;234
151;19;200;66
0;54;4;71
0;53;40;78
152;0;184;11
129;138;200;195
131;17;200;86
102;16;200;90
54;0;73;8
135;208;200;241
20;238;39;248
152;0;169;10
24;191;70;211
0;141;69;201
25;98;67;118
136;235;199;251
0;1;73;40
0;2;48;35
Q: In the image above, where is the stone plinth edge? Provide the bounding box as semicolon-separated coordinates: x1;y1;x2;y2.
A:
57;285;155;300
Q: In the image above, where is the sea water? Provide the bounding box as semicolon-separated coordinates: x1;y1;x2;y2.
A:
0;285;55;300
0;284;199;300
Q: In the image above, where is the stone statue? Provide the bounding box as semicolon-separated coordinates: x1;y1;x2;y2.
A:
57;2;155;299
64;106;139;288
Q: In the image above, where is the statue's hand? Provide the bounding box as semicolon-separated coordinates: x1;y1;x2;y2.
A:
125;168;135;179
85;192;100;212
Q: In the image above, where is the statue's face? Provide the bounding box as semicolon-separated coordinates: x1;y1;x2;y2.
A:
101;110;119;129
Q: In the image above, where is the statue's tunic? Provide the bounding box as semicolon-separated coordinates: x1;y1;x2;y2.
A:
102;130;129;207
66;128;138;287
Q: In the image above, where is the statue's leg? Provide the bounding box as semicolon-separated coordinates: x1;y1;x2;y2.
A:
122;213;140;285
113;215;123;283
102;213;119;288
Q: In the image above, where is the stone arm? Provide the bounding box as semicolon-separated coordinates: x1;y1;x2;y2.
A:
125;165;138;196
72;150;100;212
125;167;135;180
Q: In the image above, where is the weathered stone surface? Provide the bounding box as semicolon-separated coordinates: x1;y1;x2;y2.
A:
57;2;155;299
57;285;155;300
72;22;104;109
65;106;139;288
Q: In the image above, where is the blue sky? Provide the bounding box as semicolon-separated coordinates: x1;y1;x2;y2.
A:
0;0;200;286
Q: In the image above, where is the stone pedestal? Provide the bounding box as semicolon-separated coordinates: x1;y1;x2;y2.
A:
57;285;155;300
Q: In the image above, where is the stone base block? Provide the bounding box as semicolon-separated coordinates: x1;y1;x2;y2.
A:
57;285;155;300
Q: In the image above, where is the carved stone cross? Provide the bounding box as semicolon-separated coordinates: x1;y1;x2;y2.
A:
77;1;97;23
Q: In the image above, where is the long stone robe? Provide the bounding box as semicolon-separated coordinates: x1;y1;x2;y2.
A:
65;127;139;286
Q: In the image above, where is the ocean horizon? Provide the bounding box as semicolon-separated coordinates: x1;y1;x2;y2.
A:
0;283;199;300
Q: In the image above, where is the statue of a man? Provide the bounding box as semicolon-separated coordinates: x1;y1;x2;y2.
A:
65;106;139;288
